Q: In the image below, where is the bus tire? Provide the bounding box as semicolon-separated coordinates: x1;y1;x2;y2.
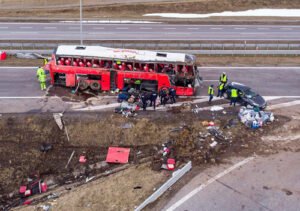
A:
90;81;101;91
79;80;89;90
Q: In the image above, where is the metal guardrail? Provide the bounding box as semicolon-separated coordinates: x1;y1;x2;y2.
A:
135;161;192;211
1;42;300;51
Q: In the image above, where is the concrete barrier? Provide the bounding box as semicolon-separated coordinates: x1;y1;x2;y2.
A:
135;161;192;211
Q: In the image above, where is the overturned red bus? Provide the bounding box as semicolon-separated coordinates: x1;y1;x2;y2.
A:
49;45;198;96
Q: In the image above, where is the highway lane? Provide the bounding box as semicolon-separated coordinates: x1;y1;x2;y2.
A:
198;67;300;97
0;67;43;97
0;67;299;98
163;151;300;211
0;22;300;40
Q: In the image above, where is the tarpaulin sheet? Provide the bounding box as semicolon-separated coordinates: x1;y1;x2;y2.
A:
106;147;130;164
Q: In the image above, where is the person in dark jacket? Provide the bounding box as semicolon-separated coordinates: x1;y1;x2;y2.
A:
140;92;148;111
159;88;168;106
150;91;158;110
169;87;176;104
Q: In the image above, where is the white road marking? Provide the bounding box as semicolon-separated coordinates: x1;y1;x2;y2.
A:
116;27;129;30
166;156;255;211
210;27;223;30
188;28;199;30
93;27;104;30
140;27;152;29
0;96;44;99
165;32;191;35
44;27;57;29
280;28;292;30
267;100;300;110
0;67;37;69
257;27;270;30
20;26;32;29
10;32;38;34
235;27;246;30
241;32;265;35
87;32;113;35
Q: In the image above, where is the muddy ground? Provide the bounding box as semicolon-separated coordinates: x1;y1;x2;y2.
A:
0;104;289;210
1;0;300;22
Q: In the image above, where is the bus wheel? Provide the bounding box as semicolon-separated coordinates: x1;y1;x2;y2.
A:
90;81;101;91
79;80;89;90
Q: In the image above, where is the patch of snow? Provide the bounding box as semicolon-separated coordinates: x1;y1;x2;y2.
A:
144;9;300;18
60;20;161;24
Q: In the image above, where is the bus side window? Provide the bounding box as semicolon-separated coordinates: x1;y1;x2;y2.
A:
148;63;155;72
93;59;100;68
134;63;141;71
126;62;133;71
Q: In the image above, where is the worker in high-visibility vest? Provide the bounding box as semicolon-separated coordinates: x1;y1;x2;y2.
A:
134;79;141;90
230;88;238;106
36;67;47;90
43;58;49;65
219;72;228;85
217;82;225;97
208;84;214;103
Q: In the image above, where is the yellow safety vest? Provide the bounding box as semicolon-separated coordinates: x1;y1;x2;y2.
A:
218;83;224;90
231;89;238;97
208;87;214;95
220;74;227;83
39;73;47;82
43;58;49;65
36;68;44;78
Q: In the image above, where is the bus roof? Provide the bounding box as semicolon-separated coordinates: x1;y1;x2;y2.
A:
55;45;196;64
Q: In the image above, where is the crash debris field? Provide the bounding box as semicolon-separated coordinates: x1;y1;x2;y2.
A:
0;103;292;210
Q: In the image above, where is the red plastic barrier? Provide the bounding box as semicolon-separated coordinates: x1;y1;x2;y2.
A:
0;51;7;60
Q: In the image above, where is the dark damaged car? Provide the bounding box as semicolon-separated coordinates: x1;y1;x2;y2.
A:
224;82;267;109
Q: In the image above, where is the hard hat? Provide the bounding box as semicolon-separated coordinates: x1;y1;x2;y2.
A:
223;72;226;74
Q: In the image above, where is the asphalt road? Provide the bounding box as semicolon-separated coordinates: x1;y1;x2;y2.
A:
0;67;299;98
163;151;300;211
0;22;300;40
198;67;300;96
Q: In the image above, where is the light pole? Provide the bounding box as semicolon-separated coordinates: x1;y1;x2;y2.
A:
80;0;83;45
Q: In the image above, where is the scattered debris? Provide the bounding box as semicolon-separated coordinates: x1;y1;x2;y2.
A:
121;122;134;129
40;143;53;153
210;141;218;148
65;150;75;169
79;155;87;163
53;113;64;130
19;179;48;198
106;147;130;164
282;188;293;196
85;176;95;183
133;186;142;190
210;106;224;111
39;204;52;211
238;107;274;129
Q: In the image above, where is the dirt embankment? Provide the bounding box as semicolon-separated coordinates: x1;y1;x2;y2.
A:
0;107;290;210
1;0;300;20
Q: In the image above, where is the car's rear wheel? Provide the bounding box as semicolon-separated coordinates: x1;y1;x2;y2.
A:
223;92;228;99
